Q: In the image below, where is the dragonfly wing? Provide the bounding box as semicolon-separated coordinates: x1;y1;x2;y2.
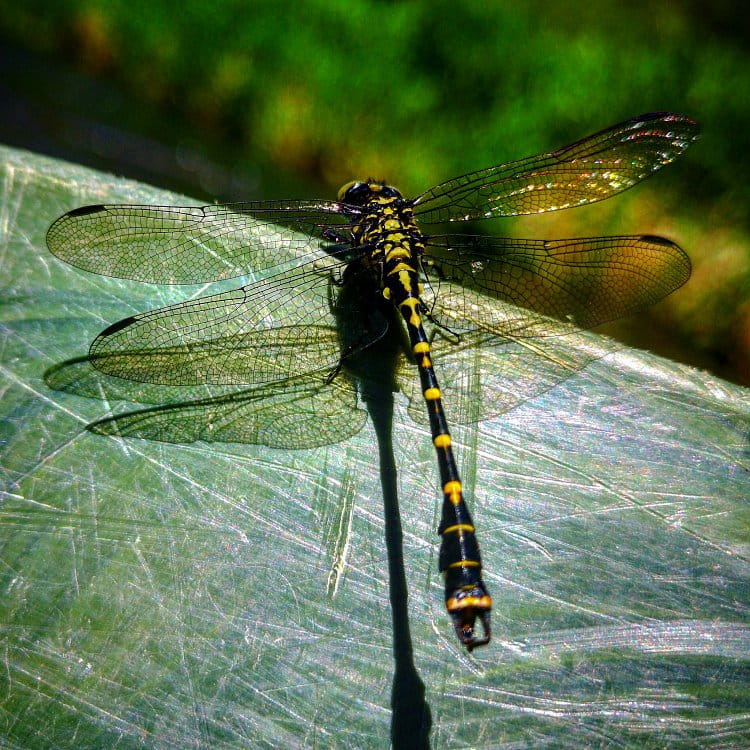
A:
88;262;352;386
46;200;351;283
399;326;615;426
422;234;690;335
87;374;366;450
400;232;690;425
45;354;241;404
412;113;698;223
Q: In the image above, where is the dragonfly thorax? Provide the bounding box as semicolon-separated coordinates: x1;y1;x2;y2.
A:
340;183;425;303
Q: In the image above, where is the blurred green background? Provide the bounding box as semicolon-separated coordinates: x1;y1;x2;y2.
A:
1;0;748;384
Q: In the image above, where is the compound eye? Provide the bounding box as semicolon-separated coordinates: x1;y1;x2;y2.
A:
337;181;372;205
337;181;358;201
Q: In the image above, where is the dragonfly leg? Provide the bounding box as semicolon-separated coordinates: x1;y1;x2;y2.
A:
325;360;343;384
321;228;351;244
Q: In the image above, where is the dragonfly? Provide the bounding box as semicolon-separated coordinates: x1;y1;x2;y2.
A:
46;112;698;651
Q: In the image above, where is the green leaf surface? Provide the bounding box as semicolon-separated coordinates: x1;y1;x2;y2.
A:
2;145;750;748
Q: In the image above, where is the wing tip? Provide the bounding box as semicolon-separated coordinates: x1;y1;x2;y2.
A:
640;234;692;286
47;204;108;251
87;417;116;436
631;111;701;143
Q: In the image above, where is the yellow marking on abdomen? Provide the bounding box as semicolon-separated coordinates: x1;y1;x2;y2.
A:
414;341;432;367
442;524;475;534
446;594;492;611
433;434;451;449
396;270;412;293
386;261;414;275
399;297;422;327
424;387;441;401
443;480;462;505
385;247;410;261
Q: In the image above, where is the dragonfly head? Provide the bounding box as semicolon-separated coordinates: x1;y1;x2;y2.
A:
337;180;403;206
447;584;492;652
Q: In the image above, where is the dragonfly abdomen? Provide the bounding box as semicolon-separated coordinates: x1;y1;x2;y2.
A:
366;207;493;650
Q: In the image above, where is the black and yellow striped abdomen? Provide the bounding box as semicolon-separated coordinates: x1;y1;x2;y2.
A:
339;180;492;650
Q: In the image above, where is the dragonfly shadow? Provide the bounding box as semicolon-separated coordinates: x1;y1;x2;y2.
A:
334;266;434;747
366;385;433;749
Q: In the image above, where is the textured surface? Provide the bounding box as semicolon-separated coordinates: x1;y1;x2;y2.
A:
2;146;750;747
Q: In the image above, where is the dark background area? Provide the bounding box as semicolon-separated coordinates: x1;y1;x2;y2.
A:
1;0;748;384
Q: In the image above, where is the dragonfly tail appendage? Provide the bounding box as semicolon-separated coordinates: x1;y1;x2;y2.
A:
438;481;492;651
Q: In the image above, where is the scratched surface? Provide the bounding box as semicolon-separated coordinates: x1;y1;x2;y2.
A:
2;146;750;748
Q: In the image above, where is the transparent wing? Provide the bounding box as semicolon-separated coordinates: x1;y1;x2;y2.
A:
87;375;366;451
85;260;378;387
422;234;691;337
398;326;615;426
46;200;352;283
45;356;367;451
413;113;699;223
394;232;689;425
